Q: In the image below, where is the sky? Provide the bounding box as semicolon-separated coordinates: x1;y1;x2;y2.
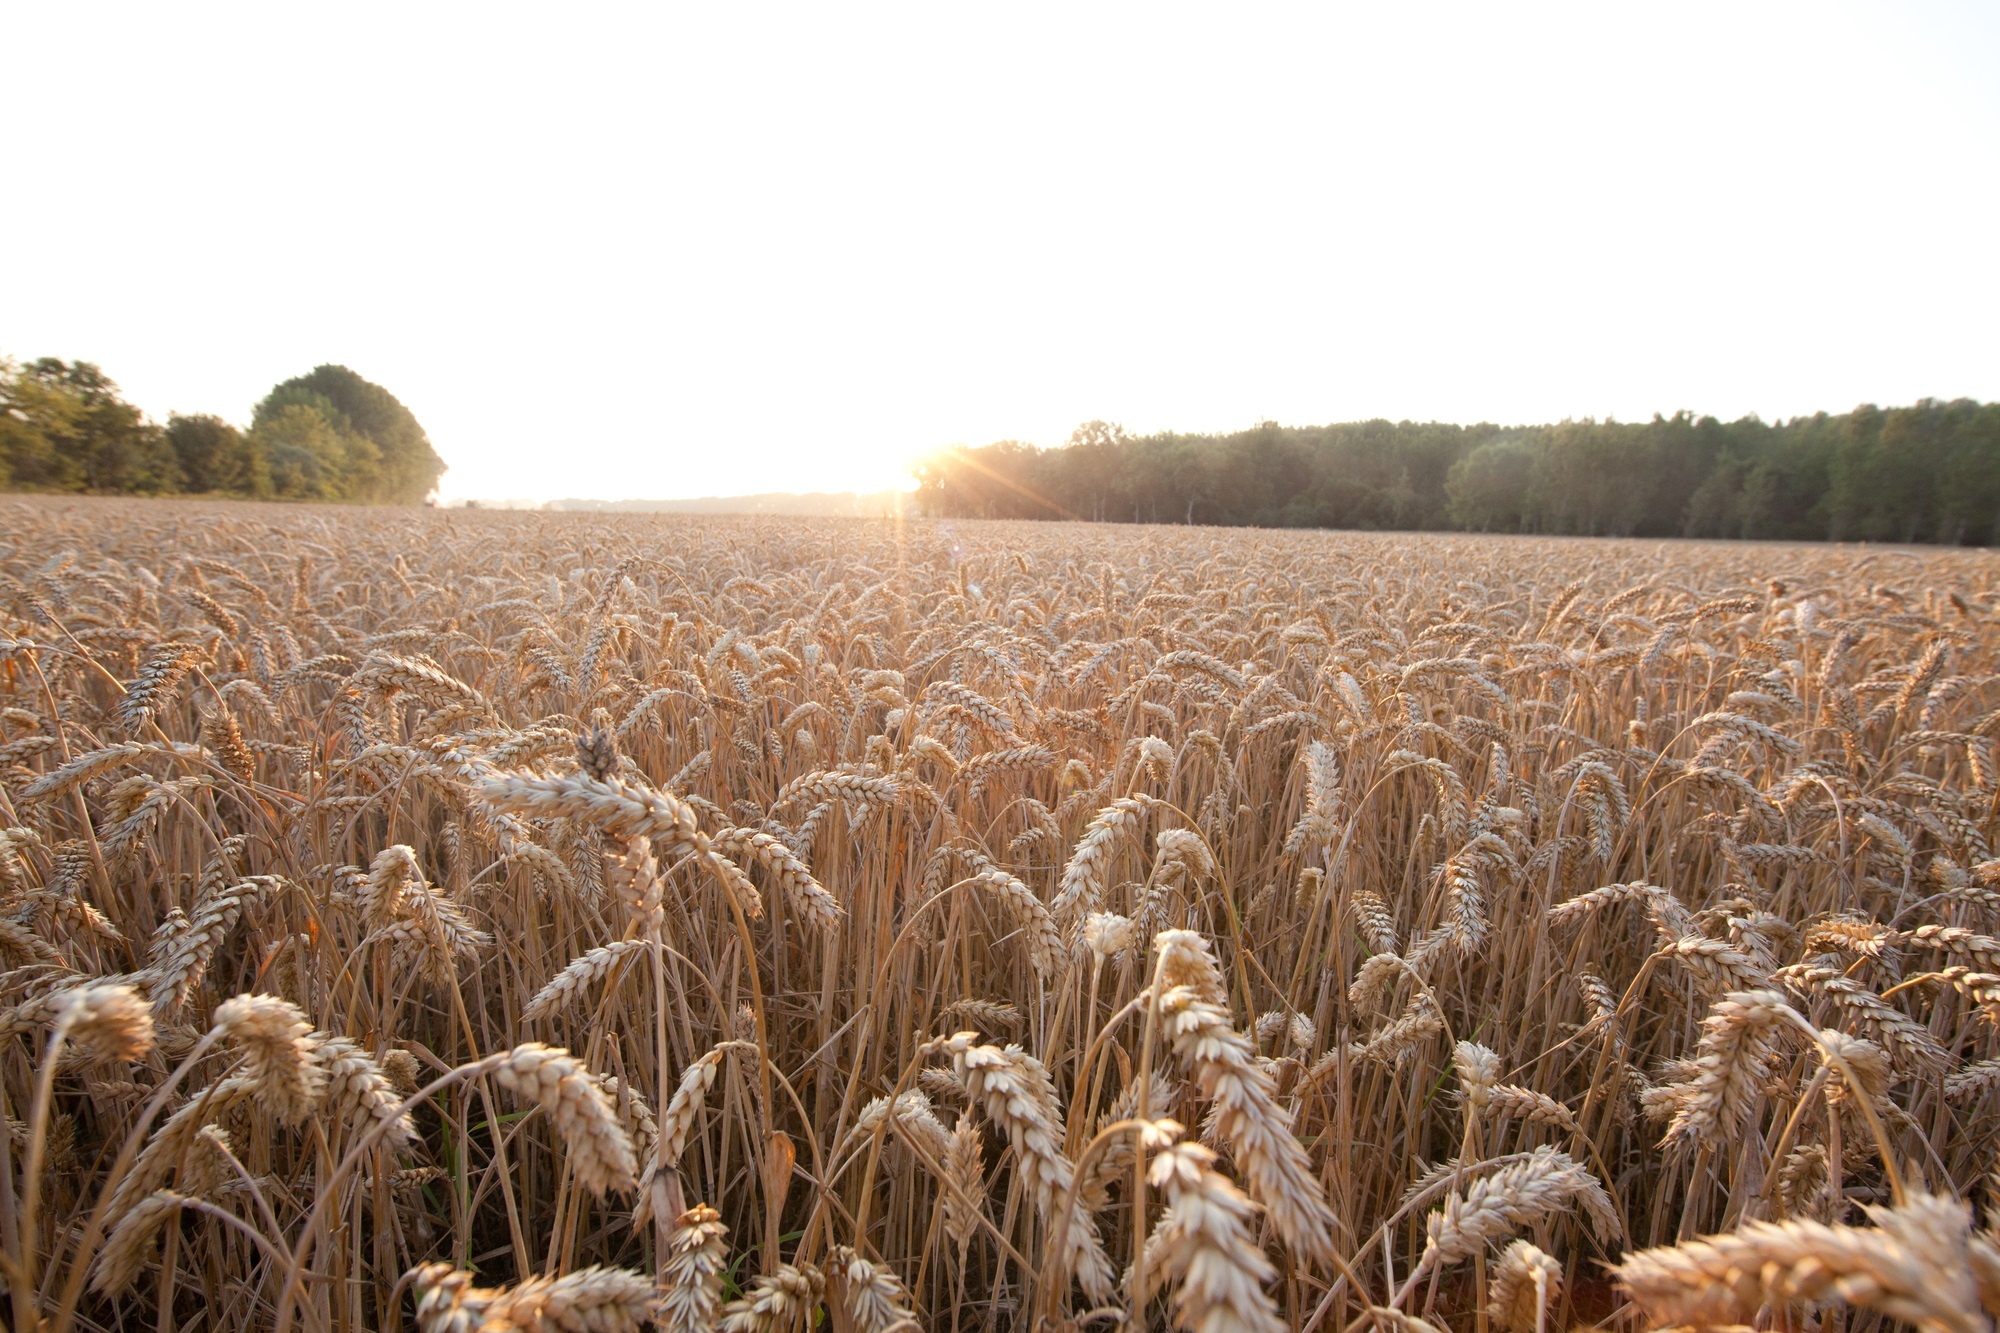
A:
4;4;1998;503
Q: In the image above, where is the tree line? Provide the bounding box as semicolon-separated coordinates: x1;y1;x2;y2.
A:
915;400;2000;544
0;357;445;504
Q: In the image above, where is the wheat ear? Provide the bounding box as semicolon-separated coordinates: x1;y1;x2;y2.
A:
212;994;327;1124
945;1032;1116;1301
830;1244;918;1333
1487;1240;1561;1333
58;983;155;1064
1615;1192;1985;1333
1145;1122;1286;1333
719;1263;826;1333
1425;1144;1619;1266
92;1190;192;1295
490;1042;639;1196
710;826;841;929
492;1266;658;1332
659;1204;731;1333
522;938;653;1024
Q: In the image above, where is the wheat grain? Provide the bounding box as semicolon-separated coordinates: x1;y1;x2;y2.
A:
468;1264;655;1333
1658;988;1796;1150
709;826;840;929
1053;795;1159;928
317;1036;417;1148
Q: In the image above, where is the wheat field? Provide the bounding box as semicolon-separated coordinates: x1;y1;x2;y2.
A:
6;495;2000;1333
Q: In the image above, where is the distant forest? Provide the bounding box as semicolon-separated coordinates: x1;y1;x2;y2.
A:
915;401;2000;545
0;358;444;504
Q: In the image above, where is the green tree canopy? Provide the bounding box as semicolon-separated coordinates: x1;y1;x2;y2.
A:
166;412;268;496
0;358;178;494
252;365;444;503
1446;439;1536;532
4;355;445;505
918;400;2000;545
251;397;381;501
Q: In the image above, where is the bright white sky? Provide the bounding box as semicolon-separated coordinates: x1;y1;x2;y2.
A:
4;4;1997;503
